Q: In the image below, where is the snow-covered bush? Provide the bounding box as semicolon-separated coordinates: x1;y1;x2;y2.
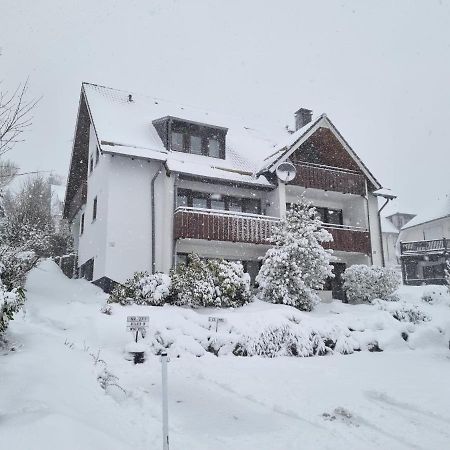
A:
208;259;250;308
256;198;333;311
0;284;25;335
343;265;400;304
375;300;431;324
421;285;450;305
108;271;171;306
171;254;251;308
445;260;450;294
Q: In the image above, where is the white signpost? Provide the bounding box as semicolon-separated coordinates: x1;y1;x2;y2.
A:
208;316;225;332
126;316;149;342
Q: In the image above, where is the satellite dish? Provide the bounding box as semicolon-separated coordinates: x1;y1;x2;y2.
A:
275;162;296;183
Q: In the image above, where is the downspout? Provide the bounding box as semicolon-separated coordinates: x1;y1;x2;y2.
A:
377;197;391;267
172;173;179;269
364;180;374;265
151;162;164;274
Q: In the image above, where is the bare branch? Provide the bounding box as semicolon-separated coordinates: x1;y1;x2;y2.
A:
0;80;41;155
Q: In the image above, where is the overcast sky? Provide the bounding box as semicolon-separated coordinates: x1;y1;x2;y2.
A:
1;0;449;215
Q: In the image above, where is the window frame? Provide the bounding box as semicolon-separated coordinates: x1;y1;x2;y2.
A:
80;213;85;235
92;196;98;222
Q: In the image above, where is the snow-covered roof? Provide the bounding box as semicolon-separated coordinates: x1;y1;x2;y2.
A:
401;196;450;230
381;216;399;234
83;83;288;187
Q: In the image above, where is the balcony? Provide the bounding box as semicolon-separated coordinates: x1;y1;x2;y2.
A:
400;238;448;255
174;207;371;254
292;163;366;196
174;207;279;245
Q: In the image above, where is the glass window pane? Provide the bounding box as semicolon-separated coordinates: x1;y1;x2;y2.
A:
211;199;225;210
327;209;343;225
208;138;221;158
193;197;208;209
177;194;188;207
243;199;261;214
190;135;202;155
315;207;326;222
172;132;184;152
228;198;243;212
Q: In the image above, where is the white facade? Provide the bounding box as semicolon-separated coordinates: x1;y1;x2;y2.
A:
66;83;388;296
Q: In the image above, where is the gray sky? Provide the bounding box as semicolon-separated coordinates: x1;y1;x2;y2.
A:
1;0;449;215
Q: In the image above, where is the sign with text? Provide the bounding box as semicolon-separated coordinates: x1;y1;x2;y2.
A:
126;316;149;332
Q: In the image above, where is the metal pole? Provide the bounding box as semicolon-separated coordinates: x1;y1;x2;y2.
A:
161;352;169;450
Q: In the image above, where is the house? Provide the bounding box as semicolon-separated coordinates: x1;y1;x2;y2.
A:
380;212;416;268
398;197;450;285
63;82;392;299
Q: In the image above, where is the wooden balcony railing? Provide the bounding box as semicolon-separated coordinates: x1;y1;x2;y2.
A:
292;163;366;196
174;207;279;245
400;238;448;255
322;224;371;255
174;207;371;254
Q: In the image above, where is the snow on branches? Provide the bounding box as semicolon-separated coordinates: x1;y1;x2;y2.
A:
256;198;334;311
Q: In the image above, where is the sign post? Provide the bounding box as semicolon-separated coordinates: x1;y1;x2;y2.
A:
161;352;169;450
208;316;225;333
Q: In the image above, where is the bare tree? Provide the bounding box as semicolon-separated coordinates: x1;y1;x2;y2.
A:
0;80;39;156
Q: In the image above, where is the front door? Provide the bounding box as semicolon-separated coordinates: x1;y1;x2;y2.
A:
331;263;346;301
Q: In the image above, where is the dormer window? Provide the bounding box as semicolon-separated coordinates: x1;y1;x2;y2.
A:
153;116;227;159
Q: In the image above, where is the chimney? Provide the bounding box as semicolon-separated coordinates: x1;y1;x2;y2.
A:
294;108;312;131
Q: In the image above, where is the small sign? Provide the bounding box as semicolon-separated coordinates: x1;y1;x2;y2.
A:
208;316;225;332
127;316;149;341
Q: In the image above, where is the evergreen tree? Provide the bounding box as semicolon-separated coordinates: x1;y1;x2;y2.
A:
256;198;334;311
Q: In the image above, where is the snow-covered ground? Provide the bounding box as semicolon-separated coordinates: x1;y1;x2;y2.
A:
1;261;450;449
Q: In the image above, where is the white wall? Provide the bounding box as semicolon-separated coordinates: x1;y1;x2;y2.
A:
399;217;450;243
77;125;109;280
367;193;383;265
104;156;158;283
382;232;399;267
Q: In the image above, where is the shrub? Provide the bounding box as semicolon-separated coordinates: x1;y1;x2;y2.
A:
343;265;400;304
171;254;251;308
108;271;171;306
374;299;431;324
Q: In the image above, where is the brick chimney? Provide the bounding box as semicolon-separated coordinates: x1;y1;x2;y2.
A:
294;108;313;131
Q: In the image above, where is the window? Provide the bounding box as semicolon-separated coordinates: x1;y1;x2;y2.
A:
171;131;184;152
92;197;98;221
95;146;100;165
190;135;202;155
80;213;85;235
192;195;208;209
326;209;343;225
208;138;221;158
89;155;94;174
177;189;261;214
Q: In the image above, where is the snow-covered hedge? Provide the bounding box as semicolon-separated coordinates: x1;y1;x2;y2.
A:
171;254;251;308
108;271;171;306
343;265;400;304
0;249;36;337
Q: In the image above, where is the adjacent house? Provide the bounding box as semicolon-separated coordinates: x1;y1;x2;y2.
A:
398;197;450;285
63;82;391;299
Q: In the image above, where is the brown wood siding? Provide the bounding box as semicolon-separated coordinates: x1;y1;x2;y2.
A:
292;127;362;172
174;208;371;254
292;163;366;195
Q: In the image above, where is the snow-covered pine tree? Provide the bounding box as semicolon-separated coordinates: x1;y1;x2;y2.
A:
445;260;450;294
256;198;334;311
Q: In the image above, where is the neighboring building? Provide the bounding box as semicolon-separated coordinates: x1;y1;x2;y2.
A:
63;82;390;298
50;183;66;226
381;216;400;267
398;197;450;285
380;212;416;268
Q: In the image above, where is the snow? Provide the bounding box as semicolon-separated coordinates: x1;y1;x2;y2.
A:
401;195;450;230
1;260;450;449
84;83;284;186
381;216;399;234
